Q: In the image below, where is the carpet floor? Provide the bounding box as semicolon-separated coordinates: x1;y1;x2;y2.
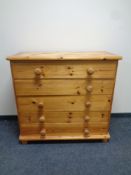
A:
0;115;131;175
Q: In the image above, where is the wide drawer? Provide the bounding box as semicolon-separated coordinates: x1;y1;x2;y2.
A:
17;95;112;112
11;61;117;79
19;111;109;124
15;79;114;96
20;122;108;136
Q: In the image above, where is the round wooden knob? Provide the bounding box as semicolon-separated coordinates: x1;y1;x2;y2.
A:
84;128;89;136
87;68;95;75
87;85;93;92
39;115;45;123
85;116;90;122
40;129;46;136
86;101;91;107
38;102;44;108
34;68;42;75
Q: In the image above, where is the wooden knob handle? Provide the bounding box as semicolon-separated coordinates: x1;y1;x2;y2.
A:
34;68;42;75
87;85;93;92
87;68;95;75
85;116;90;122
86;101;91;107
38;102;44;108
84;128;89;136
40;128;46;136
39;115;45;123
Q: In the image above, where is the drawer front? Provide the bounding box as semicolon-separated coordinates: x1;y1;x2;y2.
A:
20;122;108;136
19;111;109;124
15;79;114;96
12;61;117;79
17;95;112;112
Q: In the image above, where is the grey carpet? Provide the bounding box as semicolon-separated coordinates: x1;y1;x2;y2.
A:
0;115;131;175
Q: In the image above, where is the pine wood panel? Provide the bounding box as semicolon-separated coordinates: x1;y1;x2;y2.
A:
7;51;122;60
19;133;110;141
14;79;114;96
20;122;108;136
11;61;117;79
19;111;109;124
17;95;112;112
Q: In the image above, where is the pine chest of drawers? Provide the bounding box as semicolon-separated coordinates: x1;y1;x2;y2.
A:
7;51;122;143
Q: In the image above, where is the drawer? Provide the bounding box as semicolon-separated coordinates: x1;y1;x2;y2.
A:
14;79;114;96
20;122;108;136
11;61;117;79
17;95;112;112
19;111;109;124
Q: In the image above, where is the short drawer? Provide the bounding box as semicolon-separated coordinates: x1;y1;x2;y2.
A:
20;122;108;137
11;61;117;79
17;95;112;112
14;79;114;96
19;111;109;124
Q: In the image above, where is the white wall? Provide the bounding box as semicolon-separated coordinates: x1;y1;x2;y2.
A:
0;0;131;115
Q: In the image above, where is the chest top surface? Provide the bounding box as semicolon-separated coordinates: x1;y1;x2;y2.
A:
7;51;122;61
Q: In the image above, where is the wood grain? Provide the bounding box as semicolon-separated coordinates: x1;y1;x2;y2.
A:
19;133;110;141
17;95;112;112
19;111;109;124
11;61;117;79
7;51;122;60
14;79;114;96
20;122;108;136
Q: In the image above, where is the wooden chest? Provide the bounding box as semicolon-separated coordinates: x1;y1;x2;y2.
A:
7;51;122;143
